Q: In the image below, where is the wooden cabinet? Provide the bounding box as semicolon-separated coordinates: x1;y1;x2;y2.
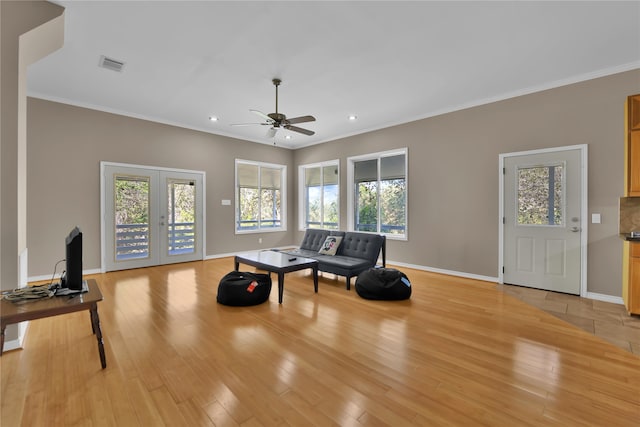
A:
623;95;640;314
627;95;640;196
627;243;640;314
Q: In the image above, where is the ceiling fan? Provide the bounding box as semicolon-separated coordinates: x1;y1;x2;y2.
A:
232;78;315;138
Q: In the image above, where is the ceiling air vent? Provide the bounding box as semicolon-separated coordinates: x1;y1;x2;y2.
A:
98;55;125;72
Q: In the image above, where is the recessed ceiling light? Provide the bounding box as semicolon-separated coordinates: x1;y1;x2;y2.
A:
209;116;219;122
284;135;292;140
348;115;358;121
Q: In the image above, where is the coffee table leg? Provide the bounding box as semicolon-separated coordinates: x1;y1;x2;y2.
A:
90;304;107;369
278;272;285;304
234;256;239;271
313;265;318;293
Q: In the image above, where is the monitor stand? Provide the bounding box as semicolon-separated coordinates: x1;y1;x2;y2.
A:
54;280;88;296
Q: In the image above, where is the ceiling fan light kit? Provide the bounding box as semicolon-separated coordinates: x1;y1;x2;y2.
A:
231;78;316;138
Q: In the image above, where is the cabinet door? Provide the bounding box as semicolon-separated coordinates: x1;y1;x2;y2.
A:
629;131;640;196
630;95;640;131
630;251;640;314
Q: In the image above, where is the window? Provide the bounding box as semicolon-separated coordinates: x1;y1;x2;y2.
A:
348;149;407;239
517;163;564;226
236;160;286;232
299;161;339;230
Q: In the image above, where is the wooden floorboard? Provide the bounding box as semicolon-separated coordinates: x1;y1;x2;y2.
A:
2;258;639;426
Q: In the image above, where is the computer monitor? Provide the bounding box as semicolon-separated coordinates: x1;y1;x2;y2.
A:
61;226;83;290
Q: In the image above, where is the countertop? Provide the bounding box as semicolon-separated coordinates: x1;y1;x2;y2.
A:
620;233;640;241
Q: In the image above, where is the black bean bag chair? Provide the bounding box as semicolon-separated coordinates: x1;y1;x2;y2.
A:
355;268;411;300
217;271;272;306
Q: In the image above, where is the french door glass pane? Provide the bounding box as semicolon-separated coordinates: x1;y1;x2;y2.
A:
167;179;196;255
517;165;564;225
114;175;150;260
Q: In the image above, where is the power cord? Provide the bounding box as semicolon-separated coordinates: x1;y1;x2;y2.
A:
3;284;55;302
47;259;66;287
1;259;65;302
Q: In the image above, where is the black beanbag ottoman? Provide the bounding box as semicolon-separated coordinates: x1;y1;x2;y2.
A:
355;268;411;300
217;271;272;306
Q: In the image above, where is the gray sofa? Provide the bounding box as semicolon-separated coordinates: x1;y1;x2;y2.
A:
282;229;386;290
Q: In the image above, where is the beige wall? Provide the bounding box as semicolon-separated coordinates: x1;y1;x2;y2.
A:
21;28;638;298
2;1;64;346
27;100;295;275
294;70;640;297
1;1;63;287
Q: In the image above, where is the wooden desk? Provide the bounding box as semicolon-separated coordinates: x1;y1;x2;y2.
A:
235;251;319;304
0;278;106;369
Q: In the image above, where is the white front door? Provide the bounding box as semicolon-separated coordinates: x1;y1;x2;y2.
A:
501;146;586;295
102;163;204;272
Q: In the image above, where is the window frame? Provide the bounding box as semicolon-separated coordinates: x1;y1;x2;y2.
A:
298;159;340;231
235;159;287;234
347;148;408;240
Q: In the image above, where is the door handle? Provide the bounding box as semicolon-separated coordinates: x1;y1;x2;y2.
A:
570;226;580;232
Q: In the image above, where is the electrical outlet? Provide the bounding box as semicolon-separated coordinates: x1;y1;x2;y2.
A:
258;238;263;244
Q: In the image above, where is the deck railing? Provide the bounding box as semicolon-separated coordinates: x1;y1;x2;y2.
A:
116;222;195;260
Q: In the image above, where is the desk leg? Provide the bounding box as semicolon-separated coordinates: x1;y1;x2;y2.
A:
234;257;239;271
278;272;285;304
313;265;318;293
90;304;107;369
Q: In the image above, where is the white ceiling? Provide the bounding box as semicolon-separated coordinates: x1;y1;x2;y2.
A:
29;1;640;149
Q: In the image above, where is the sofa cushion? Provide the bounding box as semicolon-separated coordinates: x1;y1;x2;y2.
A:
318;236;343;255
317;255;370;270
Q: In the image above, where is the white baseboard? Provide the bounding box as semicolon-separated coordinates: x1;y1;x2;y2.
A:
28;268;102;283
3;322;28;351
387;259;499;284
585;292;624;305
28;253;620;305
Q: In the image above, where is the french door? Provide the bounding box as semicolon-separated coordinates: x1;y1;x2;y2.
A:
102;163;205;272
500;146;586;295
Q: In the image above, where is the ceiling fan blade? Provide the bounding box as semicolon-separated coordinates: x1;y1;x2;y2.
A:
230;122;270;127
250;109;273;122
266;127;278;138
285;125;315;136
285;115;315;125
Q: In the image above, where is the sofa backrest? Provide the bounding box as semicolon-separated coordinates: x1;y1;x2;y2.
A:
338;232;385;264
299;229;345;251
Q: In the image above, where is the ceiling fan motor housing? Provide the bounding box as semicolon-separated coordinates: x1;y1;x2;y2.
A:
269;113;286;123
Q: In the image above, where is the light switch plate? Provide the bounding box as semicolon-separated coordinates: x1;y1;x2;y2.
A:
591;213;601;224
221;199;231;206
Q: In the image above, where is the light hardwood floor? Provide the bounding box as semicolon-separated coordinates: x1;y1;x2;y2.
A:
2;258;639;426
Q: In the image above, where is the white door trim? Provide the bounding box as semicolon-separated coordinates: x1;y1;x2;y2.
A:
498;144;588;297
100;161;207;273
